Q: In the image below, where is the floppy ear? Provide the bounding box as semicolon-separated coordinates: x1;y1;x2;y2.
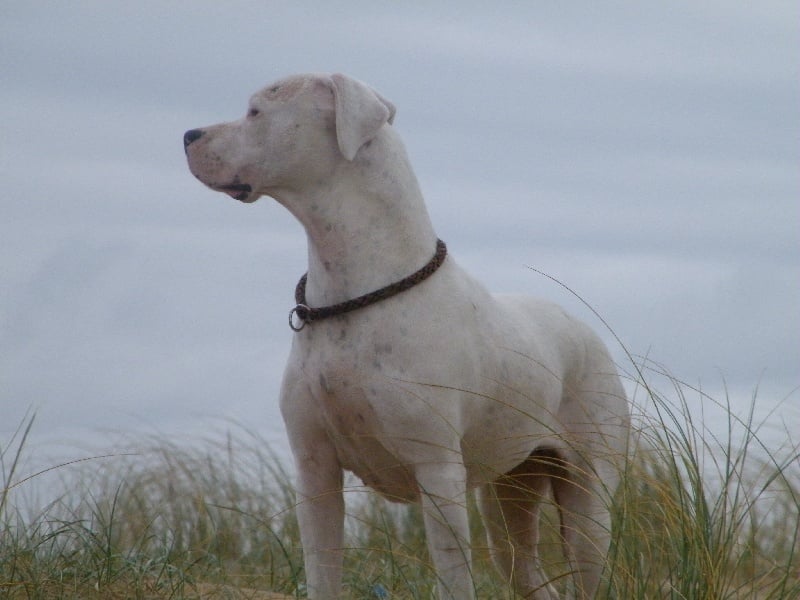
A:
330;73;396;161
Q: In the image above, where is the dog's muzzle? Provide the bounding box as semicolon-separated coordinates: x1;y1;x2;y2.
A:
183;128;253;202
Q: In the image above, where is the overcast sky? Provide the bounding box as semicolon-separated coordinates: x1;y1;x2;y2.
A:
2;2;798;467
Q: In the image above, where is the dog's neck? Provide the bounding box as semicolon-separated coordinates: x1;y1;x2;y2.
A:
276;132;439;307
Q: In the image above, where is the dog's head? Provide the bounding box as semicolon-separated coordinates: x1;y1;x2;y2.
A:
183;73;395;203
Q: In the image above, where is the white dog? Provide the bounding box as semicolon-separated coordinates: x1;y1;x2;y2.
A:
184;73;629;599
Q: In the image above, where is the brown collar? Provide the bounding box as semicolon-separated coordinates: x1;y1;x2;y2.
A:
289;239;447;331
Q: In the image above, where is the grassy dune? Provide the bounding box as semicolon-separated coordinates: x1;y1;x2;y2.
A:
2;372;798;599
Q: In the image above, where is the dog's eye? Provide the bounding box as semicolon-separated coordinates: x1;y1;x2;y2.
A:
247;108;260;118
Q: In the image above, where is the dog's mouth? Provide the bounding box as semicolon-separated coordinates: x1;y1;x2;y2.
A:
213;183;253;202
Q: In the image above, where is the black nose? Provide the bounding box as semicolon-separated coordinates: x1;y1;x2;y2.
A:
183;129;204;150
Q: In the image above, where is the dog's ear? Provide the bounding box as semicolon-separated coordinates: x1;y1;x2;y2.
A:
330;73;396;161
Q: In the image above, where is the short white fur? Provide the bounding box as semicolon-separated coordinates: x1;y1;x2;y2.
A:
185;72;630;600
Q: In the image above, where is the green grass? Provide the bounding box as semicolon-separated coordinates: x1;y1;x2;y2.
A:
2;373;798;599
610;363;799;599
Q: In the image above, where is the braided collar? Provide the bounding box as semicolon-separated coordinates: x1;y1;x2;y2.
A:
289;239;447;331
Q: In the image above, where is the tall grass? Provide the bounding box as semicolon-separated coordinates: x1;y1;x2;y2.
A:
609;363;799;599
2;374;798;598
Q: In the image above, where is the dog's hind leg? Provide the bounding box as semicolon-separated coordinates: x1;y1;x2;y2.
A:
550;452;614;600
552;363;627;599
477;452;560;599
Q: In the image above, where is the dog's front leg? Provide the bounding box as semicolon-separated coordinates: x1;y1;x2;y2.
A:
282;366;346;598
416;462;475;600
294;447;345;599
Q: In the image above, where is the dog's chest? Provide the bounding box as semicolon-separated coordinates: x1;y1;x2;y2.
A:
313;370;374;439
310;366;419;502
